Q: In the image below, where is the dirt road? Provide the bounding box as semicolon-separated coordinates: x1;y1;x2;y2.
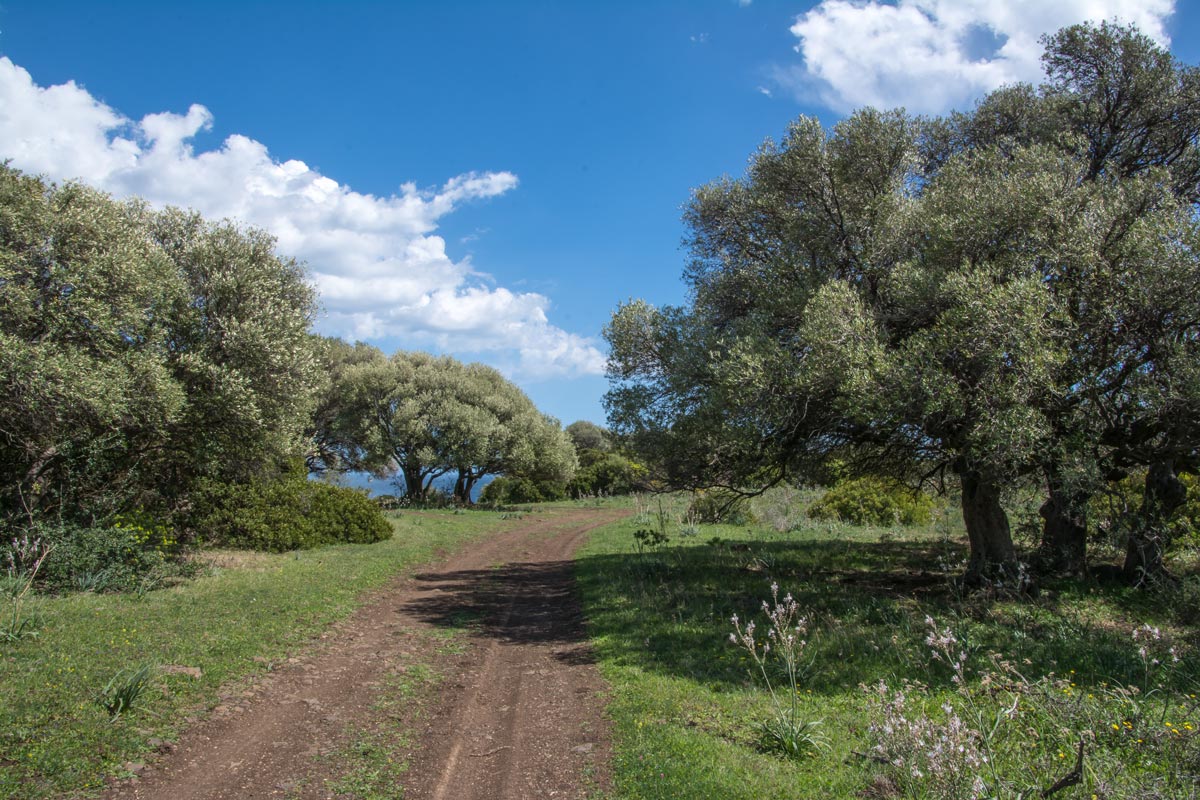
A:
103;507;627;800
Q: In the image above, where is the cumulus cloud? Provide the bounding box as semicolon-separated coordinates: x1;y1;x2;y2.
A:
781;0;1175;114
0;57;606;379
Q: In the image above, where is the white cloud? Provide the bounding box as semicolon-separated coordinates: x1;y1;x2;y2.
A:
0;57;606;379
782;0;1175;114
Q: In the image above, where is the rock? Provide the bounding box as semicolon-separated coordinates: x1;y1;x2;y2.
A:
162;665;202;679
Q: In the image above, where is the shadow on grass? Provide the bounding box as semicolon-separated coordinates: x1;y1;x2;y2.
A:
575;535;1195;696
401;559;597;665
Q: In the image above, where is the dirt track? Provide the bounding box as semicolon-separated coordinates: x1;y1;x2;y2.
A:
103;507;627;800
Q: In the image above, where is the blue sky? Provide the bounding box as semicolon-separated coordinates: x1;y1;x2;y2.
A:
1;0;1196;426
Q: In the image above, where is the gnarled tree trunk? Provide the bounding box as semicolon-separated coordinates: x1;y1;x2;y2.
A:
452;470;480;505
1123;460;1186;585
401;464;425;500
960;469;1020;587
462;473;479;504
1038;469;1089;576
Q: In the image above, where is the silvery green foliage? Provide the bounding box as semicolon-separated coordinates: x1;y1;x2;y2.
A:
605;22;1200;581
0;166;320;525
318;345;574;500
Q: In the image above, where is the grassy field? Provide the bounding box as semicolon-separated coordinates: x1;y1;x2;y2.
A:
0;509;517;799
575;493;1199;799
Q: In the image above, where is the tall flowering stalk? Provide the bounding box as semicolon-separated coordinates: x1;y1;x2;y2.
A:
925;615;969;686
730;582;824;757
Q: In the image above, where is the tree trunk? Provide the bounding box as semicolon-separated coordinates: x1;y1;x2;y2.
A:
1123;460;1186;585
453;471;468;503
1038;472;1089;576
960;470;1021;587
401;464;424;499
462;474;478;505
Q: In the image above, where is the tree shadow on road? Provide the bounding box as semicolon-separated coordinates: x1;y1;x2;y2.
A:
401;559;598;665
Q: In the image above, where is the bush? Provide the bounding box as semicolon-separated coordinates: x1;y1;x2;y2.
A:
479;476;564;506
479;478;511;505
195;478;392;552
687;490;755;525
567;452;642;497
807;477;934;527
35;523;168;593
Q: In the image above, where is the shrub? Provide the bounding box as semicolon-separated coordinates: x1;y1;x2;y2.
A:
305;482;394;544
567;452;642;497
480;476;559;506
687;489;755;525
479;477;513;506
807;477;934;527
195;478;391;552
36;523;168;593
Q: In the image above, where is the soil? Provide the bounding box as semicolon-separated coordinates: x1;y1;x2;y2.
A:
102;507;628;800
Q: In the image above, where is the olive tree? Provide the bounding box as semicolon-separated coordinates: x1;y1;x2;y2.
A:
0;166;320;526
925;22;1200;577
320;347;574;501
448;363;576;503
606;23;1200;585
0;168;185;522
146;207;320;496
565;421;612;454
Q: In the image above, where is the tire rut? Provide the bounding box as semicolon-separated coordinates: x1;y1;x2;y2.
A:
401;509;626;800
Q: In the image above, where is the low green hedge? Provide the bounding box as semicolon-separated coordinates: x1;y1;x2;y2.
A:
195;478;392;551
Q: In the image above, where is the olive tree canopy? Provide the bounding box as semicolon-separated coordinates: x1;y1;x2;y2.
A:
316;345;575;501
605;22;1200;584
0;165;320;526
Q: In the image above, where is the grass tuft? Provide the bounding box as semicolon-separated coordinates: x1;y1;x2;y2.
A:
97;663;156;721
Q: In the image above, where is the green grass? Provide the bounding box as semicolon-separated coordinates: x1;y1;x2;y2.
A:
576;502;1200;799
0;509;517;799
